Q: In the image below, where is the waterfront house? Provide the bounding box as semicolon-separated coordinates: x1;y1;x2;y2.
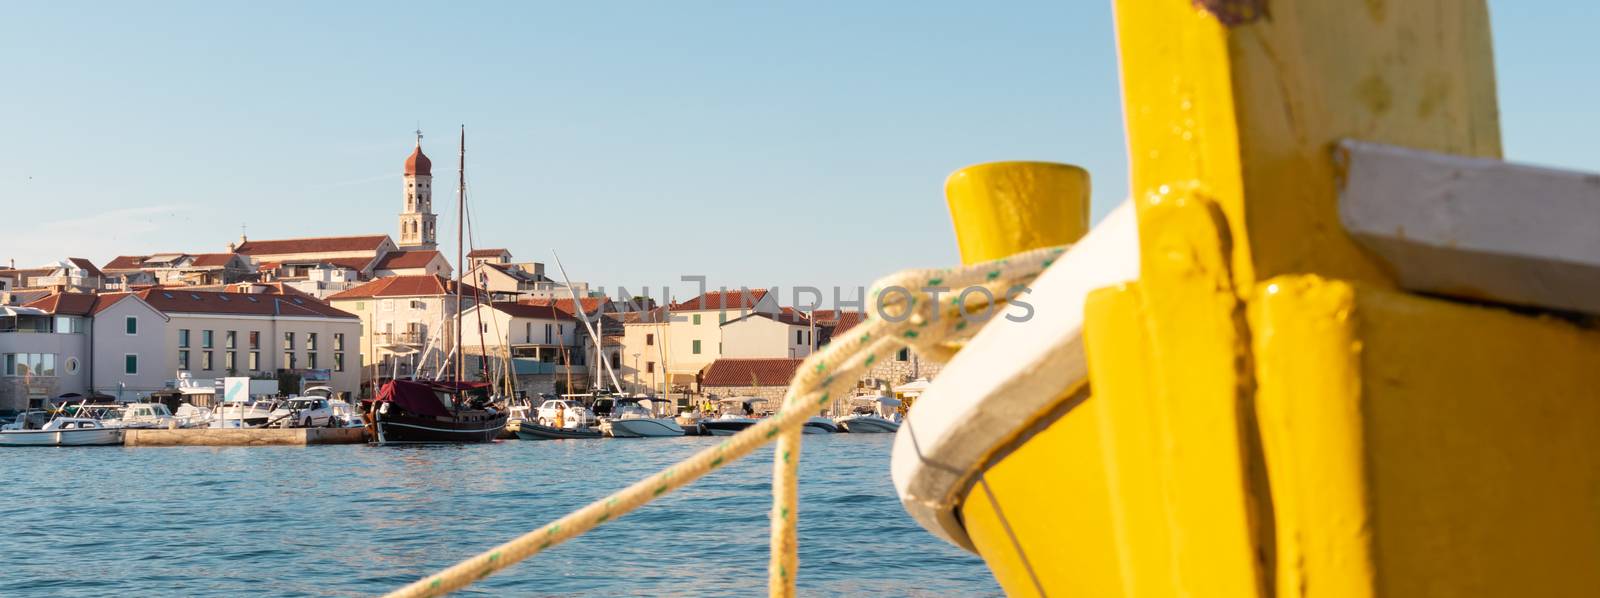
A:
0;295;101;411
85;288;363;401
459;301;587;394
12;291;170;404
720;308;814;359
667;289;779;380
459;301;580;361
326;274;478;385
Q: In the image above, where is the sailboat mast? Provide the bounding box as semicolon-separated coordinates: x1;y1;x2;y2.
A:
455;125;465;383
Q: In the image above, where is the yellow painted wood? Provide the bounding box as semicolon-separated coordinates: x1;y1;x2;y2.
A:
945;161;1089;265
1115;0;1501;290
1248;276;1375;598
1127;193;1269;597
1252;276;1600;597
1082;284;1176;597
958;387;1124;598
943;3;1590;598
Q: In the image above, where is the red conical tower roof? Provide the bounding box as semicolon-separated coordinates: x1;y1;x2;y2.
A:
404;136;432;176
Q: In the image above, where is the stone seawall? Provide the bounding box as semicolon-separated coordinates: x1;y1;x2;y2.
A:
125;427;368;446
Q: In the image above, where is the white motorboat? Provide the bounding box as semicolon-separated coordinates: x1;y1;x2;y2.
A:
834;395;902;433
0;417;123;446
596;396;684;437
71;404;136;428
174;402;213;428
122;403;180;429
209;398;281;428
601;397;685;438
702;397;767;436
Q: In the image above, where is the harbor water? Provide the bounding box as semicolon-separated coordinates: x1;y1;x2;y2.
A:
0;434;998;596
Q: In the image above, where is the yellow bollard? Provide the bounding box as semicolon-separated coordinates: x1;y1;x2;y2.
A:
944;161;1090;265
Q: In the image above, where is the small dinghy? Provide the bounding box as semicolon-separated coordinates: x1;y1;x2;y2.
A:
515;422;603;441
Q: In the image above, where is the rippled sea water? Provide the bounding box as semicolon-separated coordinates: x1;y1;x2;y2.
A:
0;434;999;596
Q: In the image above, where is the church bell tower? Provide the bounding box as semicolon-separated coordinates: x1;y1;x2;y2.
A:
399;130;438;250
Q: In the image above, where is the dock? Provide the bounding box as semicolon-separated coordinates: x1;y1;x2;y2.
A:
124;427;368;447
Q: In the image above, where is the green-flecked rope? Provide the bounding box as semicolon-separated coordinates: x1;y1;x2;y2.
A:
382;245;1067;598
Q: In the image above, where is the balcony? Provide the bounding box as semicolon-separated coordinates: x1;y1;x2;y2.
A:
510;359;587;376
374;331;426;345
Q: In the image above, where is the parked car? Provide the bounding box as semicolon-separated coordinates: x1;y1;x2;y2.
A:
268;386;341;427
536;399;596;428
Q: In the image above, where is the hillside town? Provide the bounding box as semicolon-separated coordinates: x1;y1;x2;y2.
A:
0;137;937;414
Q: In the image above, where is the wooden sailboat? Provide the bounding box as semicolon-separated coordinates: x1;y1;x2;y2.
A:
367;126;507;443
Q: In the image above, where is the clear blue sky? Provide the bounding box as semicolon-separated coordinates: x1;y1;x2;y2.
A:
1;2;1593;305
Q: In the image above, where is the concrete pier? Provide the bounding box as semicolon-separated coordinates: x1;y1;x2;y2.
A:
124;427;368;447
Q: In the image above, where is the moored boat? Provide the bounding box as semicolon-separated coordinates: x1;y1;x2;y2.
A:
514;422;603;440
499;396;535;439
802;416;839;434
0;417;123;447
367;379;506;443
834;395;901;433
702;397;766;436
599;397;684;438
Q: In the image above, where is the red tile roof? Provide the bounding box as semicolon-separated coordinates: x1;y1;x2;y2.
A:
103;253;243;271
518;297;611;316
234;235;389;256
822;310;866;334
620;307;671;324
23;292;104;316
103;255;149;271
188;253;242;268
485;301;576;321
672;289;770;311
374;250;444;270
134;289;355;319
326;275;480;300
405;143;432;176
23;292;139;316
700;358;804;387
67;258;104;278
467;248;509;258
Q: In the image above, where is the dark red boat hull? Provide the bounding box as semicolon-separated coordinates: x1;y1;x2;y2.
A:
373;411;507;443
